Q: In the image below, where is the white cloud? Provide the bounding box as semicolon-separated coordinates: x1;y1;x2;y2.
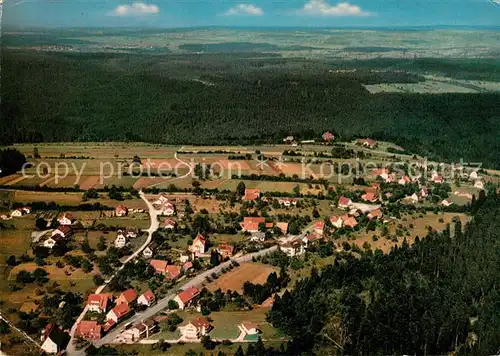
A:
225;4;264;16
300;0;371;16
112;2;159;16
490;0;500;6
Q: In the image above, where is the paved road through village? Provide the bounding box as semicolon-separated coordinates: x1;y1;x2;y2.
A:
92;245;278;348
66;191;158;355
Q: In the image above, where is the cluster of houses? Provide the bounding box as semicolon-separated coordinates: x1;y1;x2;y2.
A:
75;288;157;342
142;232;235;283
278;196;385;257
244;188;299;209
41;213;76;249
241;217;288;235
170;287;261;341
153;195;176;216
115;205;145;217
1;206;32;220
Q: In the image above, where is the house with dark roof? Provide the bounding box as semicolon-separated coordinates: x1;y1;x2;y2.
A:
41;323;70;354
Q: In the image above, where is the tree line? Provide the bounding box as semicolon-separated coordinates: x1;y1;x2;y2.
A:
267;193;500;355
2;50;500;168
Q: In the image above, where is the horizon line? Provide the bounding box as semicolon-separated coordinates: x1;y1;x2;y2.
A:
4;24;500;31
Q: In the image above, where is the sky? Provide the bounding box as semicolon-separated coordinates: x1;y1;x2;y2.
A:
3;0;500;28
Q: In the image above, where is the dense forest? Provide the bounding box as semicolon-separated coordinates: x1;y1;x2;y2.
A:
2;50;500;168
267;192;500;355
0;148;27;176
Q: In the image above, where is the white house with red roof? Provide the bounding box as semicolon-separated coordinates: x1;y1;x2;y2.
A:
149;259;169;274
243;188;261;201
174;287;200;310
164;218;177;229
74;321;102;341
164;265;182;280
179;317;211;340
371;168;390;181
398;176;411;185
190;233;206;256
432;172;444;184
338;196;353;209
367;208;382;220
361;191;378;203
40;323;69;354
158;201;175;216
51;225;72;238
116;289;137;306
114;232;127;249
115;205;128;217
329;216;343;229
342;215;358;228
216;244;235;259
356;138;377;148
153;194;170;205
10;208;24;217
58;213;74;226
241;217;266;232
87;293;113;314
149;260;181;280
313;220;325;235
137;290;156;307
106;302;131;324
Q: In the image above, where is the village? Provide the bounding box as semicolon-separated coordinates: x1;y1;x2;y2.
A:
0;135;493;355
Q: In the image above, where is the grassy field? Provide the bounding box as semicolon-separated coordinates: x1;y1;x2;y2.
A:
344;212;469;254
9;190;147;209
207;263;278;294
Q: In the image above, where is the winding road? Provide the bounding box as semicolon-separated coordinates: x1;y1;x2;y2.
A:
66;191;158;355
147;151;194;189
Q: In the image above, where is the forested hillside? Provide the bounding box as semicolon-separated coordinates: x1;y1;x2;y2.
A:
268;193;500;355
2;50;500;168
